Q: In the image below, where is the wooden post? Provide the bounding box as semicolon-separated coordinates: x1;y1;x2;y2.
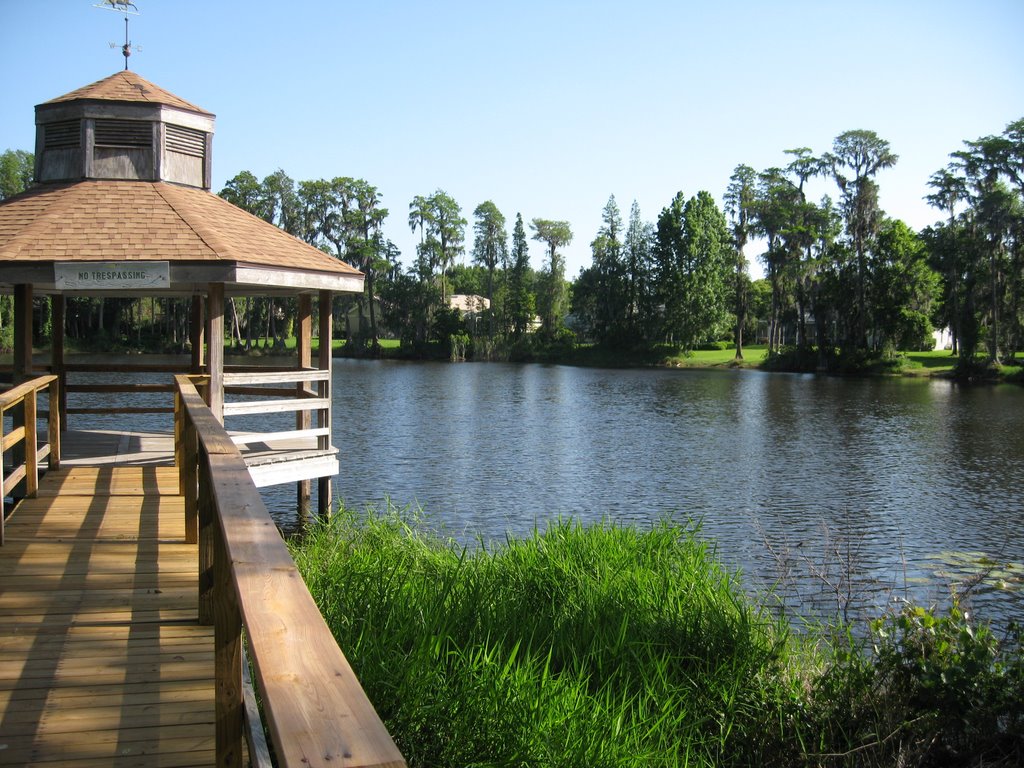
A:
317;290;333;518
175;389;199;545
296;294;312;520
198;460;215;625
23;389;38;498
190;295;205;373
47;378;60;472
11;285;32;499
207;284;225;423
213;515;244;768
184;421;198;545
51;295;67;432
13;284;32;385
0;413;5;546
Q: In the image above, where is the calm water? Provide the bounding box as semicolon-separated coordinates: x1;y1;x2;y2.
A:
301;361;1024;629
70;359;1024;629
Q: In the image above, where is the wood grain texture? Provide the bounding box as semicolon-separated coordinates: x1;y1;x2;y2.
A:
0;466;214;767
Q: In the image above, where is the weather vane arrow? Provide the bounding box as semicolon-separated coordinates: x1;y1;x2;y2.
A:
94;1;141;70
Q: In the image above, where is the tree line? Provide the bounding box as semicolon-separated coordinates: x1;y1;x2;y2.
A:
1;119;1021;371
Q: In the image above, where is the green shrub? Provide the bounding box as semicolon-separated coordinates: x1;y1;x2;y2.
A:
808;605;1024;766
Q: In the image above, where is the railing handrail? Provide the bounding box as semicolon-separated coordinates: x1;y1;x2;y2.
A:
0;375;61;545
0;374;58;409
173;374;404;768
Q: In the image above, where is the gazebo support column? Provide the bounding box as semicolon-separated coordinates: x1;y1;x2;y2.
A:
296;294;312;520
190;295;205;374
51;295;67;432
13;284;32;385
317;290;333;518
206;284;224;423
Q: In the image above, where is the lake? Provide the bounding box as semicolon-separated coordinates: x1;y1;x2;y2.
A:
281;360;1024;630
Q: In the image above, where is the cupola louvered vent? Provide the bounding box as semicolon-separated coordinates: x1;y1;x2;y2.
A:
44;120;81;149
94;119;152;148
166;124;206;158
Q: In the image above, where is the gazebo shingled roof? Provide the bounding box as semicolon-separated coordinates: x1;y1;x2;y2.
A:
0;180;363;295
42;70;212;115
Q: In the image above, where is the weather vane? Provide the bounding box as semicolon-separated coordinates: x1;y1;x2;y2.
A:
94;1;141;70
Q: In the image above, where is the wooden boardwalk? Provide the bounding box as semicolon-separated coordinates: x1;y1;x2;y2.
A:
0;465;215;767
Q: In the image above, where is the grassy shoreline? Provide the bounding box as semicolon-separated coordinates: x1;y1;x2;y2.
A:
293;510;1024;767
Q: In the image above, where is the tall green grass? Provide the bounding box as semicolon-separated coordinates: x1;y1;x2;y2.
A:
293;510;1024;767
293;510;802;767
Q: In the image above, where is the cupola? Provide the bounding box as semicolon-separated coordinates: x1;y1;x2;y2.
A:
33;70;215;189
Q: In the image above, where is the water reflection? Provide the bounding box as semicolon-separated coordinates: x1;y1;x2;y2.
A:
296;361;1024;631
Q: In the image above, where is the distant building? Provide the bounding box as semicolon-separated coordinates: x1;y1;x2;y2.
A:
449;294;490;315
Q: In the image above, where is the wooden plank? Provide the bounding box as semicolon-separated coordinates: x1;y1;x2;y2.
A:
3;464;27;497
222;397;329;416
35;466;180;497
66;383;176;393
247;456;339;489
230;427;329;446
1;731;215;766
0;461;215;768
223;368;329;385
2;423;26;452
0;679;213;708
66;406;175;415
62;362;188;373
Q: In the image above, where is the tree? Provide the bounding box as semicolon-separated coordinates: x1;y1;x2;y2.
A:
724;164;757;359
506;213;535;338
219;170;266;217
530;218;573;336
933;117;1024;365
623;201;655;343
751;168;798;352
424;191;466;305
870;219;940;352
471;201;508;338
823;130;898;348
588;195;627;345
925;168;969;354
408;193;433;279
654;191;732;352
261;169;302;235
0;149;33;200
343;179;390;349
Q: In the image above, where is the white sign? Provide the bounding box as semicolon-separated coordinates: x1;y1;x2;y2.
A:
55;261;170;290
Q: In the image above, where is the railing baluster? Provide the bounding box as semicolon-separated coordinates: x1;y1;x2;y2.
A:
214;509;244;768
23;389;37;498
198;457;215;625
47;378;60;471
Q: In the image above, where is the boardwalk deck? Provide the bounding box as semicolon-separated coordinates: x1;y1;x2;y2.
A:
0;466;215;767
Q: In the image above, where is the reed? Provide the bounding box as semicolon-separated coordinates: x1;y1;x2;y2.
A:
292;509;802;766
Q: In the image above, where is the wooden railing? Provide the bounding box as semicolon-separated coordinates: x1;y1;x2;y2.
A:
174;374;404;768
0;375;60;545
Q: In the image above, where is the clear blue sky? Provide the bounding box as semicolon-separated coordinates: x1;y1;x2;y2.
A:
2;1;1022;279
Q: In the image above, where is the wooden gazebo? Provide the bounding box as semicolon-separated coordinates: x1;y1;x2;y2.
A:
0;70;364;516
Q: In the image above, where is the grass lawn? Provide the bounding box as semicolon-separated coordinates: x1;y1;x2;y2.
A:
664;345;768;368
